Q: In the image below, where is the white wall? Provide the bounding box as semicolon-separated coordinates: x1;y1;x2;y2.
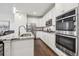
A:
0;6;31;36
27;17;43;27
0;13;14;31
14;12;27;36
0;5;14;30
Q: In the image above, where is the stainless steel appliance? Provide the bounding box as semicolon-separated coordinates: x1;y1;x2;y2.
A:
0;41;4;56
56;9;77;56
56;35;76;56
56;9;76;36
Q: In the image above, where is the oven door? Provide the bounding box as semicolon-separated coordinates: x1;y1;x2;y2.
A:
63;21;75;31
56;35;76;55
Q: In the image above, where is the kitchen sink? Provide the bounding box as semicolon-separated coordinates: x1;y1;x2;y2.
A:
20;33;31;37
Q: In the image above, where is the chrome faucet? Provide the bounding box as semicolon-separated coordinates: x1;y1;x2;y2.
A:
18;25;26;36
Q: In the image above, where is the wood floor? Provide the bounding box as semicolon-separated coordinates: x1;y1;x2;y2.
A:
34;38;57;56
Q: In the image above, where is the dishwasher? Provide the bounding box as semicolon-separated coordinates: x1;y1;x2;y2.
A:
0;41;4;56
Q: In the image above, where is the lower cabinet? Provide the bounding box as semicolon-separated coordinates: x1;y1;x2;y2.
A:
36;31;55;51
36;31;67;56
11;39;34;56
3;39;34;56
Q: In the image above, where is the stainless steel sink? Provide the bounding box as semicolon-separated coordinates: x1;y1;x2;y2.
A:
20;33;31;37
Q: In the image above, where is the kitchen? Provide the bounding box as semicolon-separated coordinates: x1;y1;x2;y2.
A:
0;3;79;56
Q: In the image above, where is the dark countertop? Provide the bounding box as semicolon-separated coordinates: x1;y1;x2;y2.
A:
0;30;14;36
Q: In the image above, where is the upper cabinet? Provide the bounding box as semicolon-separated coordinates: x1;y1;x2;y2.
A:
37;3;79;27
55;3;78;16
62;3;78;13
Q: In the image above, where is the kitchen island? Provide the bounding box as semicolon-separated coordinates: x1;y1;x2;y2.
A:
0;32;34;56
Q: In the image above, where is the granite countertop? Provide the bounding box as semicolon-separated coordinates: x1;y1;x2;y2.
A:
36;30;55;33
0;32;34;41
42;30;55;33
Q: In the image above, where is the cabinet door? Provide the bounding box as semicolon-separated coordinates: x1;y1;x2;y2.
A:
46;33;55;48
45;33;50;45
62;3;78;13
36;31;41;38
42;32;47;43
50;34;55;47
55;3;78;16
55;3;64;16
11;39;34;56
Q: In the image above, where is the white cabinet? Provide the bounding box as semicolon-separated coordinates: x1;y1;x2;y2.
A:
11;39;34;56
55;3;64;16
36;31;55;50
55;3;78;16
62;3;78;13
36;31;67;56
3;41;11;56
36;31;42;39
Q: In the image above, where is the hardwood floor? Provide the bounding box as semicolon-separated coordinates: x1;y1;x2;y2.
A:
34;38;57;56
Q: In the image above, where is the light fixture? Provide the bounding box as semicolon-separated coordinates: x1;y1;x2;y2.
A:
13;7;21;14
13;7;16;14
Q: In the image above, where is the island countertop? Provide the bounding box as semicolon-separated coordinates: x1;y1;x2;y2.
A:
0;32;34;56
0;32;34;41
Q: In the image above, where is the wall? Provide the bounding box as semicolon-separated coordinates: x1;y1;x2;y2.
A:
0;5;14;30
0;11;14;31
14;12;27;36
0;6;29;36
27;17;43;27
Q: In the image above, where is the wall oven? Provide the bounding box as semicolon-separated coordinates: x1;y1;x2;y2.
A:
56;35;76;56
56;16;76;36
56;9;76;36
56;9;77;56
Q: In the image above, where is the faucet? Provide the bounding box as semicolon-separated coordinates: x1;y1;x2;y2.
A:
18;25;26;36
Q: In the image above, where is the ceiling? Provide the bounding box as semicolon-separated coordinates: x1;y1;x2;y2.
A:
14;3;55;17
0;3;55;18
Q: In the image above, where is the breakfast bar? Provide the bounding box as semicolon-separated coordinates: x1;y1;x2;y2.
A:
0;32;34;56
